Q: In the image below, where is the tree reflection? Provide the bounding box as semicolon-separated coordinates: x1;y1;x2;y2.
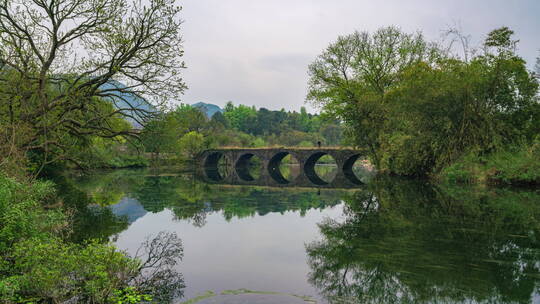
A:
306;178;540;304
66;169;353;230
125;172;350;226
53;174;130;242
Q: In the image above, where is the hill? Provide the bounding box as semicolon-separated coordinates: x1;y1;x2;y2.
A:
192;102;223;118
99;80;156;129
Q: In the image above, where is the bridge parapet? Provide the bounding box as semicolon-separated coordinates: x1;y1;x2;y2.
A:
197;147;368;188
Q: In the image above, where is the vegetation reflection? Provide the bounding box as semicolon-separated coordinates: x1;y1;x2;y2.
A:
306;178;540;304
69;169;352;229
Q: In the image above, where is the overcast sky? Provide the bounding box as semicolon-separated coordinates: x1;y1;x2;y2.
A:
178;0;540;112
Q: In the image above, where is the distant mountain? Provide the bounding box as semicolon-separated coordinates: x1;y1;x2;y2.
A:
99;80;156;129
192;102;223;118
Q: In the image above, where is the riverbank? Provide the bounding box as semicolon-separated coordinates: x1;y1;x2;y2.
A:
437;143;540;186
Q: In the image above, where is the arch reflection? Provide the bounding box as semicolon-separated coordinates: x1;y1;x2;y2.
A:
342;154;363;185
203;152;229;181
267;152;298;184
235;153;262;181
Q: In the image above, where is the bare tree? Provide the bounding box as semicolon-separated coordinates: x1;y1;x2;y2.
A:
441;26;473;62
0;0;185;173
535;55;540;80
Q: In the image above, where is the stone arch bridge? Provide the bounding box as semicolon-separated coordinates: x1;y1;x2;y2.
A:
196;148;368;189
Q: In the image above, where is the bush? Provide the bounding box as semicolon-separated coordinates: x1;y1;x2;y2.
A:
5;239;139;303
177;131;206;159
251;137;267;147
0;174;184;303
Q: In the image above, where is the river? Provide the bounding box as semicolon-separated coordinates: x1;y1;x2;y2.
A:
58;165;540;304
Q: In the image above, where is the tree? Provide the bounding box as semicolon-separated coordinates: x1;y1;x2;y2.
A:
320;123;342;146
307;27;439;167
140;114;177;161
208;111;229;131
170;104;208;134
484;26;518;52
299;106;312;132
223;103;257;133
177;131;206;159
308;27;538;175
0;0;185;174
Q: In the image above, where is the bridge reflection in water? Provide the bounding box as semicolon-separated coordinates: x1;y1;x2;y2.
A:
197;148;367;189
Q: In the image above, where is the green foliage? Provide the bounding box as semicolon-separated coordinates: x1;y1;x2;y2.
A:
298;140;315;147
209;101;339;146
208;111;229;130
140;114;179;156
170;104;209;133
308;26;440;168
309;26;539;177
440;141;540;185
177;131;207;159
0;173;183;303
251;137;267;147
224;103;258;133
319;123;343;145
72;136;148;169
484;26;517;50
7;239;139;303
0;174;137;303
111;287;152;304
0;176;61;255
438;154;478;184
141;104;212;165
141;102;342;159
307;177;540;303
0;0;185;175
379;132;433;175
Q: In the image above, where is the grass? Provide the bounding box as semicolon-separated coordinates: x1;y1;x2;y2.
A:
180;291;216;304
438;142;540;186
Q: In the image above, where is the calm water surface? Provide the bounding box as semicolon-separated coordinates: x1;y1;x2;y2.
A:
61;167;540;304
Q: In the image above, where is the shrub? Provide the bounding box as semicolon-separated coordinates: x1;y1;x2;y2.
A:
0;174;184;303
